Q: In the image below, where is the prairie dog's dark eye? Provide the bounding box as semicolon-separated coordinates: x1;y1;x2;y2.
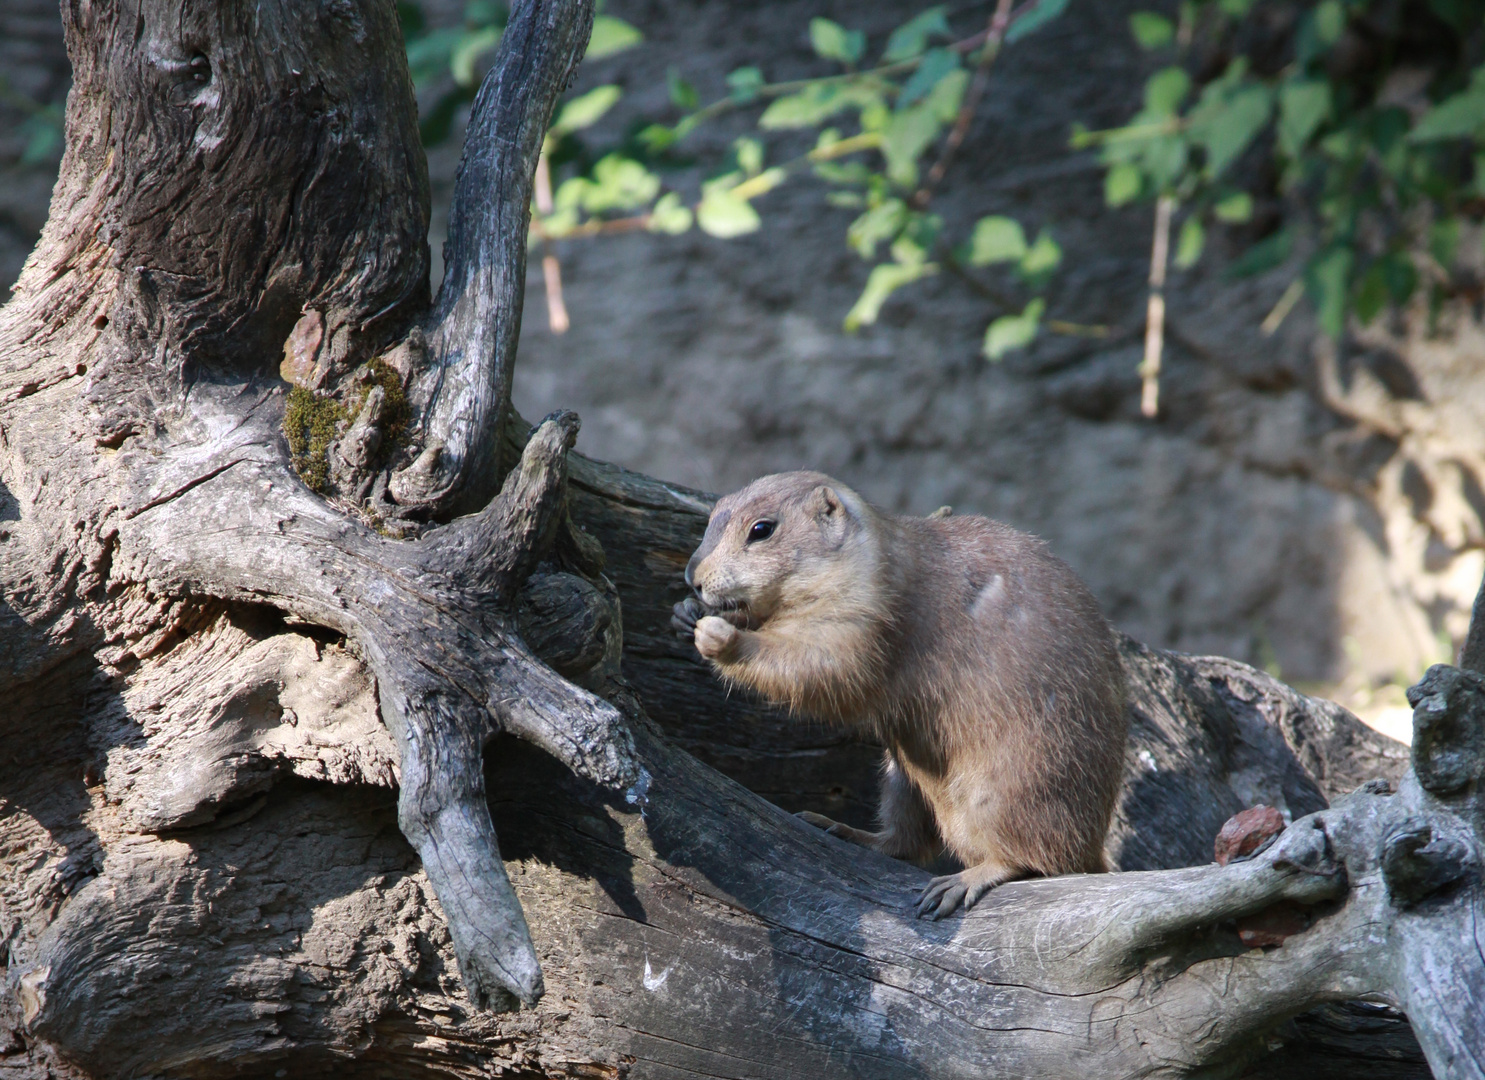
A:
747;520;776;544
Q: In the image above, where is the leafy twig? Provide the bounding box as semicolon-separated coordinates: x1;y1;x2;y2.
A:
670;16;1020;141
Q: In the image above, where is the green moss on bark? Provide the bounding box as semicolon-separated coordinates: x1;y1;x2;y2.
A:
284;388;347;492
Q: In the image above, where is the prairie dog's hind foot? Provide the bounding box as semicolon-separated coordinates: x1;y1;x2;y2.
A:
916;861;1019;920
797;810;880;849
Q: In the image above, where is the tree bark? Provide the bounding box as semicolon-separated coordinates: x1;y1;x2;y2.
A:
0;1;1476;1078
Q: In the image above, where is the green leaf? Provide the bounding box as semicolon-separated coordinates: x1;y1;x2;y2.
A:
965;216;1028;265
882;106;942;187
923;69;969;123
760;83;881;129
1313;0;1345;45
636;123;678;153
647;192;693;235
1006;0;1070;43
1218;0;1254;13
1188;83;1273;178
810;18;866;66
891;234;931;268
1143;67;1191;118
844;260;938;330
1129;12;1174;49
901;211;943;253
587;15;643;60
884;7;952;62
848;199;909;259
1305;245;1354;338
735;137;764;176
1139;136;1190;190
1354;261;1388;325
581;154;661;213
667;68;699;109
1019;230;1062;282
814;160;872;185
553;176;590;213
552;84;622;134
696;189;762;238
1213;191;1253;222
726;66;765;104
1225;227;1294;279
1383;251;1418;305
537;207;579;238
861;98;892;133
406;27;463;87
899;48;960;109
1174;216;1205;268
464;1;501;27
1411;69;1485;141
1278;79;1332;156
451;26;501;87
1104;162;1144;206
1431;217;1461;268
984;298;1046;359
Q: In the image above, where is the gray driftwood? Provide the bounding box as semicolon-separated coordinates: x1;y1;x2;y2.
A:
0;0;1477;1076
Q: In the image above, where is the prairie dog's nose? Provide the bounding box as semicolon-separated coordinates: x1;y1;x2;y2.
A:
684;554;700;589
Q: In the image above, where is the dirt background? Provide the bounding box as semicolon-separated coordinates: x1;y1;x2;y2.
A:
7;0;1485;738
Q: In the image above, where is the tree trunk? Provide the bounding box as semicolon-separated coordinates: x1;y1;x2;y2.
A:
0;1;1477;1078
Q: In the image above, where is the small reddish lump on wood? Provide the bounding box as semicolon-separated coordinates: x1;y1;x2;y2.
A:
1214;804;1287;866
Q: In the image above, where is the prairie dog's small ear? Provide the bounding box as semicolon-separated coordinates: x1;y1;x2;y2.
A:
808;485;843;520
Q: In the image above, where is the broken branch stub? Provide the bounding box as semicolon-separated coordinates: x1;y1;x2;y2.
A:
391;0;597;517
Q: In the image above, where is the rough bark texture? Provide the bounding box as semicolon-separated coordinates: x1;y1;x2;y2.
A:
0;0;1478;1077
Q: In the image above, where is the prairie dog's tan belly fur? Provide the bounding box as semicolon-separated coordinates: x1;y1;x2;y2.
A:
673;471;1127;918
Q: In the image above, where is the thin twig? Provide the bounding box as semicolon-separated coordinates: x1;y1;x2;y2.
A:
1141;195;1174;418
912;0;1016;208
1261;278;1304;336
533;151;570;334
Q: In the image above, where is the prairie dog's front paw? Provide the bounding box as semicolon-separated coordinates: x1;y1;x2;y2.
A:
671;595;707;638
694;615;740;660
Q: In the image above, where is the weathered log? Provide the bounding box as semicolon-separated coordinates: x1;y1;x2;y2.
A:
0;0;1477;1076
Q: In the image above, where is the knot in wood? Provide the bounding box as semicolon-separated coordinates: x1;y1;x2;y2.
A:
1407;664;1485;796
1382;817;1476;908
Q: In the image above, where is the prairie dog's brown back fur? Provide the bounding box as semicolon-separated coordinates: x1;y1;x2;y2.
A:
679;471;1127;906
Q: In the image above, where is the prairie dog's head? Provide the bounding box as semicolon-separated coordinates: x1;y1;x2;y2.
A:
685;471;880;625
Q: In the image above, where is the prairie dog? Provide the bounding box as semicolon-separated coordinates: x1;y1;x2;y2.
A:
672;471;1127;918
